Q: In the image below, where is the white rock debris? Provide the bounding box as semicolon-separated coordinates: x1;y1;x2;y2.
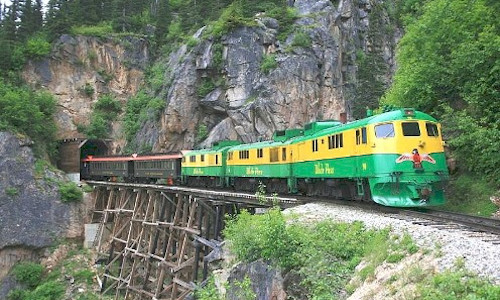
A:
284;202;500;284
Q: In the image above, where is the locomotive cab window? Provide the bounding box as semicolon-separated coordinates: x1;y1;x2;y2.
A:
190;156;196;162
426;122;439;137
402;122;420;136
375;123;395;138
282;148;287;161
200;155;205;162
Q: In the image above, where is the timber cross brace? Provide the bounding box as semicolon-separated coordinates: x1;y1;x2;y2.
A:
88;184;247;300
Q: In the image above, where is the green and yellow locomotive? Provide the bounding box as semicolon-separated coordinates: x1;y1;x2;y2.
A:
181;109;449;207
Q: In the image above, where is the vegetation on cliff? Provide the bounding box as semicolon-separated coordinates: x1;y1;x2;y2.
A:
0;79;58;158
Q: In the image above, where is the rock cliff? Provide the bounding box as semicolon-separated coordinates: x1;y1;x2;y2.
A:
22;0;399;153
139;0;400;152
0;132;87;293
23;34;149;152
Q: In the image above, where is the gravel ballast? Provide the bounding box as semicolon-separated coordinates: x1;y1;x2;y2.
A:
284;202;500;284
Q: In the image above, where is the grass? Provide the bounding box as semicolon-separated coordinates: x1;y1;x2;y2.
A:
442;173;498;216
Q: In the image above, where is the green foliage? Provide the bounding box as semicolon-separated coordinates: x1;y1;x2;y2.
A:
210;2;255;38
224;208;299;269
24;35;51;59
70;22;114;37
197;78;217;98
97;69;114;84
26;281;65;300
231;276;256;300
416;266;500;299
442;173;498;216
80;95;121;138
186;36;200;48
291;31;312;48
123;90;165;150
196;124;208;143
146;62;167;92
11;262;44;288
93;95;121;117
382;0;499;184
211;42;224;71
194;276;221;299
0;80;58;158
269;6;298;42
6;187;18;197
260;54;278;74
72;269;94;285
81;83;94;97
58;181;83;203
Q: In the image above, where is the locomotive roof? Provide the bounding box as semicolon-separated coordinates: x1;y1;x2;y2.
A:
182;109;438;154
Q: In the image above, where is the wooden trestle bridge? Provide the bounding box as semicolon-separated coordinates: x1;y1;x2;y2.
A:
86;181;300;300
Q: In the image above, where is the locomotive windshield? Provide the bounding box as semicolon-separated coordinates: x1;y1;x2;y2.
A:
402;122;421;136
375;123;395;138
426;122;439;136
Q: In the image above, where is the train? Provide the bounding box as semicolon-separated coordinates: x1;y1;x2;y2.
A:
81;108;449;207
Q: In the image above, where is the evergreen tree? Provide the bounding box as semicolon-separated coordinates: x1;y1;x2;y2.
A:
154;0;170;46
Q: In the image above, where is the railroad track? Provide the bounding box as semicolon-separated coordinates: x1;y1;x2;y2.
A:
85;181;500;242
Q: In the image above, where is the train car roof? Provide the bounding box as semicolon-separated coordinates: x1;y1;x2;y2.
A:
82;153;182;162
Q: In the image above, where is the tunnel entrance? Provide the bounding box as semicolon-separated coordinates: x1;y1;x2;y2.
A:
57;138;111;181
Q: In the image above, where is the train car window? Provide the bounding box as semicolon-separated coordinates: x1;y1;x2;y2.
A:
270;148;279;162
356;130;361;145
312;139;319;152
190;156;196;162
228;152;233;160
426;123;439;136
216;155;219;165
375;123;395;138
182;157;186;163
282;148;287;161
201;155;205;162
402;122;421;136
257;148;263;158
361;127;367;144
340;133;343;147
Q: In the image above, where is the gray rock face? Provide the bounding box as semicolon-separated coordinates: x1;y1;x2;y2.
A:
0;132;71;249
137;0;399;152
226;260;286;300
0;132;83;285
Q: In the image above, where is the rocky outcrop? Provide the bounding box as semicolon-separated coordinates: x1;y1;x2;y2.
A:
21;0;398;154
134;0;399;152
0;132;86;287
23;35;149;152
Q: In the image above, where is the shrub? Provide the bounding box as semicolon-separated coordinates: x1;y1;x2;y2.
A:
291;31;312;48
70;22;114;37
58;181;83;203
197;78;216;98
6;187;18;197
93;95;121;117
0;80;58;158
82;83;94;97
260;54;278;74
11;262;44;288
27;281;65;300
25;35;51;59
